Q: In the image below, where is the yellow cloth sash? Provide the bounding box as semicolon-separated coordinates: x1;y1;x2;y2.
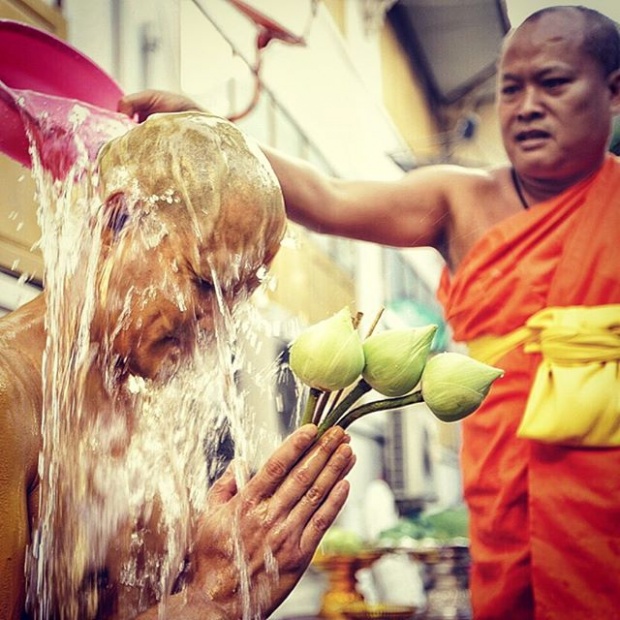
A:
467;305;620;446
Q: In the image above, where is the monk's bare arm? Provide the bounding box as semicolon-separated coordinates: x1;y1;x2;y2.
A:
261;145;474;248
118;90;475;251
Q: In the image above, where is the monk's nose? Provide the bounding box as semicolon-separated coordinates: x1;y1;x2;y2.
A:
517;86;544;121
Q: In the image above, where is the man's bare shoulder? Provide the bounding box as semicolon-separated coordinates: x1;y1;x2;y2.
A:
418;164;517;266
0;301;44;609
424;163;514;208
412;162;507;187
0;350;41;479
0;300;44;481
399;163;511;209
350;163;511;253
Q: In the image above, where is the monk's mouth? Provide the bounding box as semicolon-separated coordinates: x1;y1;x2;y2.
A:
515;129;551;143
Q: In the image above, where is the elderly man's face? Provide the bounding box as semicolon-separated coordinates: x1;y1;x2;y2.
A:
497;10;620;182
94;221;217;381
91;113;285;382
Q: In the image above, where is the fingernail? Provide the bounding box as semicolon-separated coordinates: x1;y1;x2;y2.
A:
322;426;345;444
336;443;353;461
294;424;319;449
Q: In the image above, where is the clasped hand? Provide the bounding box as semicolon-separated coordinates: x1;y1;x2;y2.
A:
184;425;354;619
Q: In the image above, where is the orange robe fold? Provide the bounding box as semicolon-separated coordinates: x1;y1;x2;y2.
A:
437;155;620;619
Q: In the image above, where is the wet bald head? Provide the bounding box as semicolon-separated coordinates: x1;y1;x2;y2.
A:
92;112;286;380
97;111;286;290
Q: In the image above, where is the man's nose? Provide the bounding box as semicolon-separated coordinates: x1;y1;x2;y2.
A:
517;86;543;120
196;312;215;333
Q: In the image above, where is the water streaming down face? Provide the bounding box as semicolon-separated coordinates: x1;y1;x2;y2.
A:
16;102;286;619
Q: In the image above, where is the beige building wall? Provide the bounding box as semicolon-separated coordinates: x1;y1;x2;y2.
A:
379;25;441;161
268;225;357;325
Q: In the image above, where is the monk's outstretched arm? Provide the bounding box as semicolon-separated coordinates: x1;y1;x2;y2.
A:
118;89;454;250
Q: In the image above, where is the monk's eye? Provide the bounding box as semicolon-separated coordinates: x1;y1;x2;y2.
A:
196;278;215;294
542;77;570;90
105;192;129;236
500;82;520;97
158;333;181;347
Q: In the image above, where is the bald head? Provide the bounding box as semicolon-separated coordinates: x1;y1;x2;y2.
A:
510;6;620;77
92;113;286;380
97;112;286;290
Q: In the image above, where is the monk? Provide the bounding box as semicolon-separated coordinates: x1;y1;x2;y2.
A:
0;112;355;619
119;6;620;618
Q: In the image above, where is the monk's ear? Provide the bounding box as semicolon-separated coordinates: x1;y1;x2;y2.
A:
608;68;620;114
96;192;132;251
102;192;130;245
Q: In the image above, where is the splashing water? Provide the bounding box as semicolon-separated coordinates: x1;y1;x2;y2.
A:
15;93;285;619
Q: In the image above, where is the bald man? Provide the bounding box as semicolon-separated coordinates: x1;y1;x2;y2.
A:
0;112;355;619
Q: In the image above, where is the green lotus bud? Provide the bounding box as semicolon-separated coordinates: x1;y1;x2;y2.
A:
289;307;365;391
362;325;437;397
421;352;504;422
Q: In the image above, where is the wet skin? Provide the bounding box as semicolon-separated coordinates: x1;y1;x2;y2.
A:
0;113;355;619
115;10;620;619
93;112;287;383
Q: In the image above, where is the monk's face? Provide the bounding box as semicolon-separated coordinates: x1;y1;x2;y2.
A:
497;9;620;183
91;113;286;382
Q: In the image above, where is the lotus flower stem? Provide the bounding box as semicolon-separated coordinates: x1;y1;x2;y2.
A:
301;387;323;426
312;389;332;425
326;387;345;416
337;390;424;430
317;378;373;435
364;306;385;339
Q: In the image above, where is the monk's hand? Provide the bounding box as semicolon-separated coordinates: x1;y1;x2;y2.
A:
117;89;203;122
191;424;355;618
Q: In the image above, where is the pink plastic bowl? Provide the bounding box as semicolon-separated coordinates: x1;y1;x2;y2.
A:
0;19;126;168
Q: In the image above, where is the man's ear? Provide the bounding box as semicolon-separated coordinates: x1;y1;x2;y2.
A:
106;193;129;235
99;192;131;249
608;68;620;114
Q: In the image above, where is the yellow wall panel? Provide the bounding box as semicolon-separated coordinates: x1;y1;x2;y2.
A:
380;24;440;160
267;226;357;325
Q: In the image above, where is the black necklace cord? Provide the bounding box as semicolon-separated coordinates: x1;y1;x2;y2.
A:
511;167;530;210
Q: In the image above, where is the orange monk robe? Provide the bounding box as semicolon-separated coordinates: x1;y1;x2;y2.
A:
437;154;620;620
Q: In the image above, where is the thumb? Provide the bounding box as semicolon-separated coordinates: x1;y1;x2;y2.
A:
207;459;248;505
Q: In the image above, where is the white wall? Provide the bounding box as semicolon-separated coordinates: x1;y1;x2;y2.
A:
62;0;407;180
0;271;40;315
